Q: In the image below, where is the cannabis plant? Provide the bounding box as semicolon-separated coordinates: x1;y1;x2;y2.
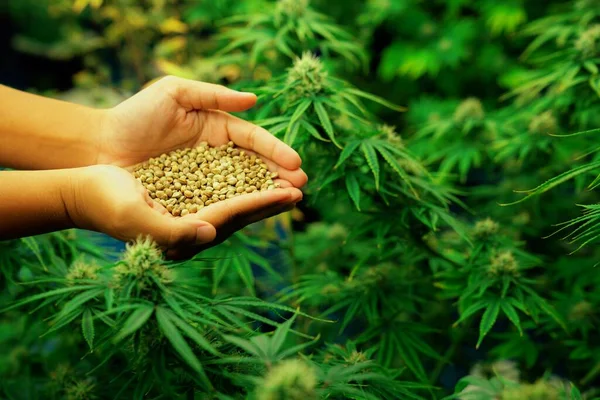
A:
4;0;600;399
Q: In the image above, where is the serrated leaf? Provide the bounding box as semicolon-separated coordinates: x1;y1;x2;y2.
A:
55;288;104;321
156;307;212;388
345;173;361;211
500;301;523;336
477;301;500;349
82;308;95;351
344;87;406;111
0;285;97;313
271;314;297;356
105;288;114;311
314;101;341;148
454;299;488;327
375;145;418;197
361;143;380;190
289;98;312;125
283;120;300;147
335;141;361;168
164;309;221;357
299;120;329;142
222;334;265;359
113;305;154;343
501;161;600;206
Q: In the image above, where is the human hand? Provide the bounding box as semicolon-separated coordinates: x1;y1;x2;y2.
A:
94;76;307;252
96;75;306;190
64;165;302;258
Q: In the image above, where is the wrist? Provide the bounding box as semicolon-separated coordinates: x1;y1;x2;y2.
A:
91;108;114;165
58;166;94;231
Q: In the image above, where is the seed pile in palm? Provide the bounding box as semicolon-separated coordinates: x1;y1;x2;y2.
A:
132;141;279;216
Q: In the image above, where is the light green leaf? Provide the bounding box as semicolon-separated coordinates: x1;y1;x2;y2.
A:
0;285;97;313
271;314;297;355
165;309;221;357
82;308;95;351
335;141;361;168
289;98;312;126
477;301;500;349
375;145;418;197
314;101;341;148
500;301;523;336
55;288;104;320
113;304;154;343
156;307;212;388
345;173;361;211
344;87;406;112
300;120;329;142
361;143;380;190
222;334;266;359
501;160;600;206
284;121;300;147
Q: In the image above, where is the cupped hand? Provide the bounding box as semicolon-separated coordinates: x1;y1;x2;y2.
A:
90;76;307;254
97;75;306;189
66;165;302;257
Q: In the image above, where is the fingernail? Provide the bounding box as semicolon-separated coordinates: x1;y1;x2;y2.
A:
291;191;303;202
277;191;294;204
196;225;215;244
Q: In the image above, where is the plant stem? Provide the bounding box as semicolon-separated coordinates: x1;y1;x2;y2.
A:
429;321;471;391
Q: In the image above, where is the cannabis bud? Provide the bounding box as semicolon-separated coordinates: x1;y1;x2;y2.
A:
380;124;404;148
287;52;328;101
575;24;600;58
470;359;521;382
327;223;348;240
473;218;499;239
320;283;340;295
64;378;97;400
344;350;368;364
66;259;100;282
276;0;309;20
257;359;318;400
488;251;519;277
501;377;570;400
528;111;558;135
113;236;172;285
568;301;593;322
453;97;485;123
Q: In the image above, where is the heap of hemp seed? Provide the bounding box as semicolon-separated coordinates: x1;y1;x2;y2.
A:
133;141;279;216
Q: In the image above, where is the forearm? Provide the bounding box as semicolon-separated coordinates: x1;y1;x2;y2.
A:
0;169;77;240
0;84;104;169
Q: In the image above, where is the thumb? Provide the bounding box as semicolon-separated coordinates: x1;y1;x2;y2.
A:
160;76;257;112
128;206;217;249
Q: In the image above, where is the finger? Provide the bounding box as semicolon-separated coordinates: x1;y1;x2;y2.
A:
195;188;302;228
160;75;257;112
204;111;302;170
239;202;297;228
274;179;293;188
125;204;217;248
166;203;297;260
188;139;307;188
243;149;308;188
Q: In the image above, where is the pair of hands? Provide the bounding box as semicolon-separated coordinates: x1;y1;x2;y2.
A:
69;76;306;259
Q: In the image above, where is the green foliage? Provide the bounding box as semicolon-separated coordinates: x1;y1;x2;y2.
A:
4;0;600;399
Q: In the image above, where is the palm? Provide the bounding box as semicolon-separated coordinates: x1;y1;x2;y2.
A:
90;76;307;257
99;77;306;190
101;91;202;166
